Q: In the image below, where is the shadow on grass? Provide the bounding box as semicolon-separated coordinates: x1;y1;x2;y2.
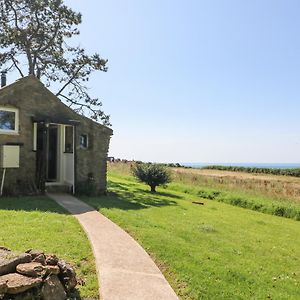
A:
0;196;69;214
0;180;180;214
83;180;179;211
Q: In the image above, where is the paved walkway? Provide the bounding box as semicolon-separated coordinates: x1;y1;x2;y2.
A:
47;193;179;300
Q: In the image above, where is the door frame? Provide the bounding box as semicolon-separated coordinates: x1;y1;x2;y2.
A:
34;122;75;193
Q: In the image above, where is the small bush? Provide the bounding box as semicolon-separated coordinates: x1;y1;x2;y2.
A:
131;163;171;192
197;189;222;200
273;206;286;217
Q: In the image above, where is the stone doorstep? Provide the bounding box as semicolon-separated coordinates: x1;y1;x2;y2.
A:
0;273;42;294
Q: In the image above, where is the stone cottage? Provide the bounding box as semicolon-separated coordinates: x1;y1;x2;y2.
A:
0;75;113;195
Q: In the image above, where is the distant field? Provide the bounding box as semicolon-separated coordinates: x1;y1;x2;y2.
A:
82;164;300;299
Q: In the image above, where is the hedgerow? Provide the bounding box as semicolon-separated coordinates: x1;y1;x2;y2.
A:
203;165;300;177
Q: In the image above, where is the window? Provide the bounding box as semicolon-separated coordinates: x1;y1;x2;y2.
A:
64;126;74;153
80;134;88;149
0;107;19;134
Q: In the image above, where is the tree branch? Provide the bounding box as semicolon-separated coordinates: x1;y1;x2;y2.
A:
55;65;84;96
11;56;24;77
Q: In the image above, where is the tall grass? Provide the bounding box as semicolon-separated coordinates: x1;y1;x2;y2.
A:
171;168;300;203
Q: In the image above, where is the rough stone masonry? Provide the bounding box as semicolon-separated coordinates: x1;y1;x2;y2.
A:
0;247;78;300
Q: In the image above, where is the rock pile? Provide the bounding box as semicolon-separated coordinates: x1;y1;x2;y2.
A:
0;247;77;300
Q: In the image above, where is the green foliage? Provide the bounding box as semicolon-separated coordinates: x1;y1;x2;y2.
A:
0;0;109;124
197;189;222;200
131;163;171;192
203;165;300;177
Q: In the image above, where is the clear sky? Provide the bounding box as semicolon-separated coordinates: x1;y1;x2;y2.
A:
65;1;300;163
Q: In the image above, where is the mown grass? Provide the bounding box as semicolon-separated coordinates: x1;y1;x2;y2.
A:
81;170;300;300
0;196;98;299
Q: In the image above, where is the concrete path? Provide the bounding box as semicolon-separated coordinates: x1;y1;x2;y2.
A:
47;193;179;300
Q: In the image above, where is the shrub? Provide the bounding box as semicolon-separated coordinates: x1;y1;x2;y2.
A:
131;163;171;192
197;189;222;200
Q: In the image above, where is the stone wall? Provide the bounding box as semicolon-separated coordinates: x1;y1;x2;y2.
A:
0;247;79;300
76;116;112;194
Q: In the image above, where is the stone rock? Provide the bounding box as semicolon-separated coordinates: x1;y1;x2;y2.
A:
0;279;7;294
41;275;66;300
0;249;31;276
16;262;44;277
0;247;10;252
58;260;77;291
13;289;38;300
44;265;60;276
45;255;58;266
0;273;42;294
32;254;46;265
26;250;44;260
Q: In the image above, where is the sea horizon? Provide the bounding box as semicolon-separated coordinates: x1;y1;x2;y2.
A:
181;162;300;169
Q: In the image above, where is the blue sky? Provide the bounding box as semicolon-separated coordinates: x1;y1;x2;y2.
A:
59;1;300;162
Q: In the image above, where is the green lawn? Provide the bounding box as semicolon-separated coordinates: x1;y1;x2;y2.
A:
82;171;300;300
0;196;98;299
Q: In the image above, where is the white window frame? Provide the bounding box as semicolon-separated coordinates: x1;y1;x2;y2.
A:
0;106;19;135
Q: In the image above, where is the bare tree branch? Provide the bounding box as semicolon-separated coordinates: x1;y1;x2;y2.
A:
11;56;24;77
56;65;84;96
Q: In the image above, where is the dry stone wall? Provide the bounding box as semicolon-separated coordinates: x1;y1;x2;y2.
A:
0;247;80;300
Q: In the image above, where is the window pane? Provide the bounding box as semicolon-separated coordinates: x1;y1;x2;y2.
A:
0;110;15;130
65;126;73;153
80;134;88;148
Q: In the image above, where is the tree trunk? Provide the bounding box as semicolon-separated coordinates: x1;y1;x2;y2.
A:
150;185;156;193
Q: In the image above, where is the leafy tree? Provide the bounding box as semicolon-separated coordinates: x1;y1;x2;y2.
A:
0;0;110;124
132;163;171;193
